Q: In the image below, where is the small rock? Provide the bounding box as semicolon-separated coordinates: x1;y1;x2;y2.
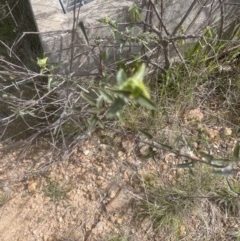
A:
221;143;227;149
116;217;123;224
109;190;116;199
168;175;173;181
83;149;90;156
44;196;51;203
113;136;122;145
179;225;186;237
106;188;132;213
224;127;232;136
28;181;37;192
3;185;10;192
206;128;218;139
93;221;105;234
132;161;141;170
140;145;149;156
86;222;92;231
117;151;126;161
65;192;74;201
161;163;168;170
89;192;96;201
185;108;204;123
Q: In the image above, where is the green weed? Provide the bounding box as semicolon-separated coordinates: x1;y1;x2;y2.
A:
0;192;7;207
44;180;72;202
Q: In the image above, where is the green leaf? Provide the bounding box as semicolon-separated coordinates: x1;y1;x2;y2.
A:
119;64;150;99
211;170;223;176
87;107;101;114
129;3;142;22
116;111;124;123
233;142;239;163
99;89;113;103
173;135;181;148
135;95;157;110
107;98;126;117
97;119;104;129
182;135;192;152
211;159;231;166
78;21;89;45
37;57;48;69
96;96;103;108
177;162;194;168
142;147;157;160
139;129;153;139
88;116;98;135
72;106;82;113
205;26;213;38
48;77;62;90
199;152;214;162
81;93;96;106
226;178;240;194
156;142;172;151
117;69;128;85
107;88;131;98
77;84;89;93
101;50;107;61
189;167;194;176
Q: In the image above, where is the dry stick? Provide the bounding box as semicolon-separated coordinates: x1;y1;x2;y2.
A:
0;40;29;72
171;0;198;36
148;0;169;35
0;106;72;153
68;0;82;97
117;21;202;41
149;0;170;36
0;92;73;153
186;0;209;33
153;0;164;72
138;139;232;169
0;130;43;153
143;0;151;33
196;0;227;34
142;1;152;58
5;1;18;27
218;0;224;38
141;21;200;70
170;41;190;74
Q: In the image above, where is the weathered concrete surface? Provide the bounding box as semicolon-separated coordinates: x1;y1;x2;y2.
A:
29;0;139;75
29;0;240;75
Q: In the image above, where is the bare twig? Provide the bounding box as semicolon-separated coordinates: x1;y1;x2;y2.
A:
171;0;198;36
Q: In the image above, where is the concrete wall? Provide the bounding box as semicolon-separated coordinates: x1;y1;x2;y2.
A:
29;0;240;75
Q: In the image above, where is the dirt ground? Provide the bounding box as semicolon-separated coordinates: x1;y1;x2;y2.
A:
0;113;240;241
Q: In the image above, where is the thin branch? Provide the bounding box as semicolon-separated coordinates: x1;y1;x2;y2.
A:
139;139;231;169
218;0;224;38
171;0;198;36
149;0;170;36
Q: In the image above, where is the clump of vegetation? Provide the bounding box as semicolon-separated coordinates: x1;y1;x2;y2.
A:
1;0;240;239
44;180;72;202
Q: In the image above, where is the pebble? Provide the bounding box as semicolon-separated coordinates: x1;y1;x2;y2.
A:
116;217;123;224
109;190;116;199
140;145;149;156
83;149;90;156
224;127;232;136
